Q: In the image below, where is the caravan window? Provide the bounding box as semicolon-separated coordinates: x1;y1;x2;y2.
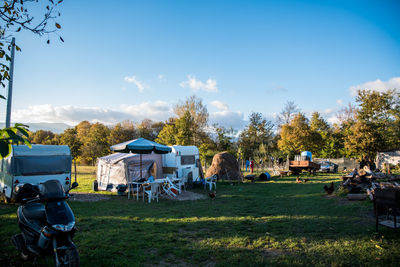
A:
181;155;195;165
10;155;71;176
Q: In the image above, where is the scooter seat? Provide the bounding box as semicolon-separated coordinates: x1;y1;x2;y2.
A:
22;202;46;222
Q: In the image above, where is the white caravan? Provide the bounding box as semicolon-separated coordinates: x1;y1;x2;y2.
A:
0;145;72;202
162;145;201;182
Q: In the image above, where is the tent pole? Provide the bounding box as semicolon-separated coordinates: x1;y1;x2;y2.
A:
140;154;142;179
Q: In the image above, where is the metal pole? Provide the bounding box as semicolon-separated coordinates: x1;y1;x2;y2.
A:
74;159;77;183
5;37;15;128
140;154;142;179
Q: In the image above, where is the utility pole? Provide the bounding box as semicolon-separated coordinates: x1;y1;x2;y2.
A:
5;37;15;128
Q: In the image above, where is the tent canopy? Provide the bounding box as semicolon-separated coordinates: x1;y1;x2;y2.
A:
110;138;171;154
96;152;163;191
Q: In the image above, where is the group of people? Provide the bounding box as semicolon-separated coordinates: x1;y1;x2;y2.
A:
245;159;255;173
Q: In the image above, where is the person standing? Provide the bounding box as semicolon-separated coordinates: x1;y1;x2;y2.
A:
250;160;254;173
245;159;250;172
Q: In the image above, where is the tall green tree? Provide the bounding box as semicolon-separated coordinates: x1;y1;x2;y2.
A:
60;128;82;160
239;112;274;160
137;119;164;141
309;112;330;158
155;118;177;146
30;130;59;145
213;124;234;152
109;120;136;145
81;122;110;165
278;113;315;156
75;121;91;143
343;89;400;161
174;95;209;146
175;111;194;146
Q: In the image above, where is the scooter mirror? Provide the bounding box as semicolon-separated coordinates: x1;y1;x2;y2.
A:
71;182;79;189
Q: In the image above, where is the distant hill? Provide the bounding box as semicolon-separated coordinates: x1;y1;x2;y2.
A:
0;122;71;134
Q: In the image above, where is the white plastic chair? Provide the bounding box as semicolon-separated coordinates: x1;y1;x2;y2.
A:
174;178;185;194
162;178;179;198
204;175;217;191
143;183;159;203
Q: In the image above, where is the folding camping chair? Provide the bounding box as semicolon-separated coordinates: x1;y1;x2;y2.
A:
162;178;179;198
166;174;185;194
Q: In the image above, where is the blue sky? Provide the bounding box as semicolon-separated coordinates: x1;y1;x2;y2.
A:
2;0;400;130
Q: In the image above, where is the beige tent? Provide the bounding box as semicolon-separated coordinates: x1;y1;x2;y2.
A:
96;152;162;191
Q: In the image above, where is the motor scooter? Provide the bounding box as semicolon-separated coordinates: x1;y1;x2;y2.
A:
11;179;79;267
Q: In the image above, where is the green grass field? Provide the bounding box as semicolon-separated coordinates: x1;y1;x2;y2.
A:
1;167;400;266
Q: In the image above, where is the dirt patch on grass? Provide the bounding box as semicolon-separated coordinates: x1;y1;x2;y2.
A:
323;194;370;206
323;194;352;205
259;248;284;257
163;191;207;201
68;192;111;202
148;253;196;267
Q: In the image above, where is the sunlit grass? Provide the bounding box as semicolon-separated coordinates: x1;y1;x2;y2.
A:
1;166;400;266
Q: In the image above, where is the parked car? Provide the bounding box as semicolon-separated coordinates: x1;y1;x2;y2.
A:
319;161;338;173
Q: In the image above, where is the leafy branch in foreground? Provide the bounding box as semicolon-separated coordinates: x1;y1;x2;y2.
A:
0;1;64;157
0;123;30;158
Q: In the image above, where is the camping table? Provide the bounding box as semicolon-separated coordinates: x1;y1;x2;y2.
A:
128;182;146;200
129;179;168;201
149;179;168;199
142;179;168;202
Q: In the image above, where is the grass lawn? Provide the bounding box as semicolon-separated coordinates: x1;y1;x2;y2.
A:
1;167;400;266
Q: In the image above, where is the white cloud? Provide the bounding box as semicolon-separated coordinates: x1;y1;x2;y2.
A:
209;110;245;129
120;101;172;122
210;100;228;111
124;75;147;92
336;99;343;106
12;102;173;126
327;115;340;125
158;74;165;81
180;75;218;92
349;77;400;96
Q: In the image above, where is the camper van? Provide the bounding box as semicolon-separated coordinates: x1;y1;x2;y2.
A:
0;145;72;202
162;145;201;183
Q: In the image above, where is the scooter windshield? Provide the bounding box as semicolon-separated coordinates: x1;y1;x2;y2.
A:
39;180;66;200
46;201;75;226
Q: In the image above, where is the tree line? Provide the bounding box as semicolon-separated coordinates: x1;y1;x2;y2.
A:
28;89;400;167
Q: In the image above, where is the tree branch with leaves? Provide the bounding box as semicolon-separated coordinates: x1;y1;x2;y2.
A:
0;0;63;158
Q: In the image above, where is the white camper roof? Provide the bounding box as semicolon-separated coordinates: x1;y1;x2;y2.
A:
171;145;199;156
12;145;70;157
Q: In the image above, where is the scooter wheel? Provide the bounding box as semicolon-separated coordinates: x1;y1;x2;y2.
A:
55;248;80;267
21;251;33;261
